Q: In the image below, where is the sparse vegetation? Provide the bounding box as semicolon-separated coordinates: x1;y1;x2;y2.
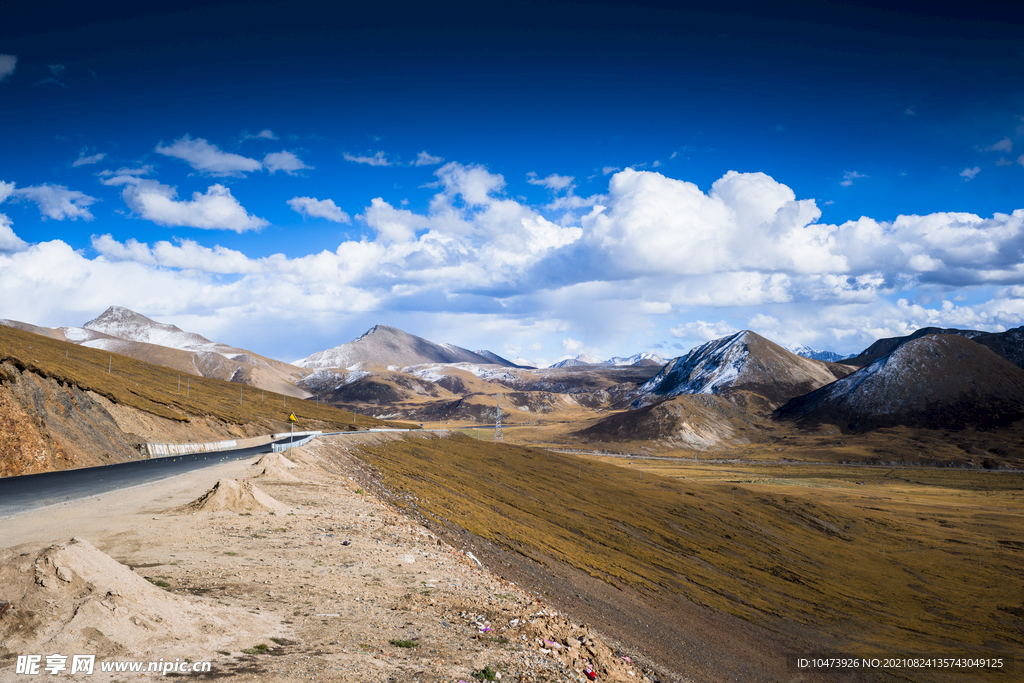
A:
473;664;498;681
353;434;1024;681
389;638;418;648
241;644;269;655
0;324;400;434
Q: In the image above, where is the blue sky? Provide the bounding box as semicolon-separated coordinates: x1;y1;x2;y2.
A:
2;1;1023;366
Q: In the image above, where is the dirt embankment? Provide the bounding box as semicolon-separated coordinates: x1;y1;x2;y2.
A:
0;362;272;478
0;436;665;683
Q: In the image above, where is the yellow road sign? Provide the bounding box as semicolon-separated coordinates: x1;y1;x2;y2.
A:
288;413;298;422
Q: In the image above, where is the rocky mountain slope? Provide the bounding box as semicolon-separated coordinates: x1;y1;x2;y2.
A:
296;324;514;370
775;334;1024;431
632;330;853;409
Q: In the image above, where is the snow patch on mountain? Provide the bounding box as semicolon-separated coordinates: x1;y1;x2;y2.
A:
633;331;750;407
549;352;665;368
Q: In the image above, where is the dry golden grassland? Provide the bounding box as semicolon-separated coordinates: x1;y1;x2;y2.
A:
0;325;397;432
353;434;1023;682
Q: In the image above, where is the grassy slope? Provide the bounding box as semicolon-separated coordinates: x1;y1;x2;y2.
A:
354;434;1023;682
0;325;401;433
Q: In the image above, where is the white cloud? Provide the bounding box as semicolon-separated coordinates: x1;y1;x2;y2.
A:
527;172;575;192
960;166;981;181
978;137;1012;153
37;63;67;88
287;196;350;223
562;337;585;353
904;108;916;117
669;320;736;340
5;158;1024;362
10;183;97;220
155;135;262;176
121;180;268;233
241;129;278;141
72;149;106;167
263;150;312;175
0;214;26;252
92;234;267;274
840;171;867;187
602;166;620;175
343;151;391;166
0;55;16;82
413;151;444;166
98;165;154;185
583;169;841;279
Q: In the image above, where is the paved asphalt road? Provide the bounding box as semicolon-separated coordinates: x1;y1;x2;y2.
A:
0;436;313;519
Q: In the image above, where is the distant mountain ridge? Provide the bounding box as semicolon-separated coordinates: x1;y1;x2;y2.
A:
786;344;849;363
295;324;516;370
844;326;1024;368
632;330;852;409
549;352;665;369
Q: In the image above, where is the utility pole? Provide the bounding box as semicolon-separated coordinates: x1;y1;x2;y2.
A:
494;397;503;443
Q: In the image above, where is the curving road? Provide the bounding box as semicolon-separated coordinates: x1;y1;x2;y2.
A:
0;436;310;519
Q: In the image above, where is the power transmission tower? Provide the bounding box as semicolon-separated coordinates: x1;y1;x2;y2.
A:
494;397;504;443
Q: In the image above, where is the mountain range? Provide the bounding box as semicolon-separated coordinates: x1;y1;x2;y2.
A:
4;306;1024;443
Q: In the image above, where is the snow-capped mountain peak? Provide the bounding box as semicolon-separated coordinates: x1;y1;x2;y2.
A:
83;306;214;350
633;330;848;408
786;343;848;363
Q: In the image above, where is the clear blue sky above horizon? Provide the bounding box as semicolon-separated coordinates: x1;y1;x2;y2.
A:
2;0;1023;365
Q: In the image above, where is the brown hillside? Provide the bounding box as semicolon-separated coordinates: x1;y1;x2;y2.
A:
776;334;1024;431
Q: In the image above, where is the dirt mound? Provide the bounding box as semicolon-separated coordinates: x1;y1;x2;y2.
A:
776;334;1024;431
249;453;301;480
251;452;299;469
183;478;290;513
250;465;300;481
0;538;277;662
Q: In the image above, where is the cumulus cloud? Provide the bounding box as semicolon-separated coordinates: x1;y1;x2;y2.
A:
4;160;1024;362
72;149;106;167
413;151;444;166
840;171;867;187
0;213;26;252
9;183;97;220
0;55;16;82
527;172;575;192
582;169;841;280
92;234;267;274
344;151;391;166
120;180;268;232
0;183;26;252
960;166;981;181
287;196;350;223
155;135;262;176
263;150;312;175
